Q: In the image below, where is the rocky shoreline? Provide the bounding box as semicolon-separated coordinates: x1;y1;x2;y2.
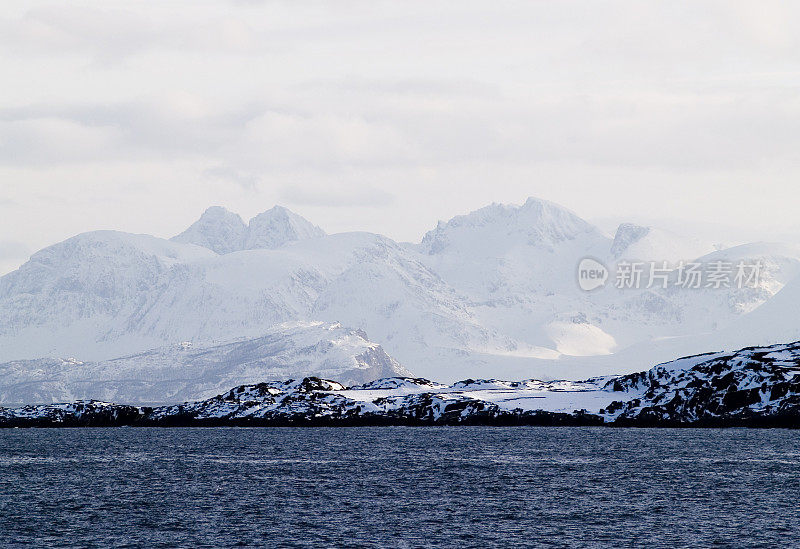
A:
3;342;800;429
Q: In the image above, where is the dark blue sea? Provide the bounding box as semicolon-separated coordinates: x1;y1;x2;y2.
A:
1;427;798;548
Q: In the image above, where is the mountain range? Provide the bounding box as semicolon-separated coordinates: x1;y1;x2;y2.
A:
0;322;408;405
1;197;799;404
5;341;800;427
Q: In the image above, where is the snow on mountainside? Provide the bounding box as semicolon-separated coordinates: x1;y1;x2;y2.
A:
601;341;800;425
2;197;800;394
418;197;608;296
652;242;800;332
170;206;248;254
242;206;326;250
172;205;325;253
0;224;509;380
421;198;601;255
663;271;800;358
6;341;800;427
414;198;618;358
0;231;218;360
610;223;715;263
0;322;409;405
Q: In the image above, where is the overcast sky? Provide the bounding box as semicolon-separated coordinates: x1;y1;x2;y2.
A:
2;0;799;274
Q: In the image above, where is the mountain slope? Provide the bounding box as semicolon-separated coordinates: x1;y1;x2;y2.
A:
610;223;715;263
0;231;217;360
5;341;800;428
0;224;510;380
171;205;325;254
171;206;248;254
418;197;609;296
0;322;409;405
413;198;618;357
243;206;326;250
2;198;800;386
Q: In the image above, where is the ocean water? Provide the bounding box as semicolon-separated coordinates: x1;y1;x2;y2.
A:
0;427;798;548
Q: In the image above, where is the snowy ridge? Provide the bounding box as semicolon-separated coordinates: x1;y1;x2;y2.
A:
601;342;800;424
4;341;800;427
3;198;800;384
171;205;325;254
610;223;714;263
420;197;601;255
0;322;410;405
170;206;248;255
242;206;326;250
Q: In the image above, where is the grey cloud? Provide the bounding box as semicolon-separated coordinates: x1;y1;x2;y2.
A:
203;166;259;190
0;99;265;166
0;5;271;61
0;240;30;260
2;0;800;238
293;77;500;99
3;85;800;173
279;185;395;208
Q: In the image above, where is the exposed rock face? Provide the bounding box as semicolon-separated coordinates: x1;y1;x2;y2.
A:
610;223;650;258
4;341;800;428
0;400;145;428
0;377;602;427
601;342;800;426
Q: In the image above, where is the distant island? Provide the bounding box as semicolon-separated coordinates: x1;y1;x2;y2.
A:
3;342;800;428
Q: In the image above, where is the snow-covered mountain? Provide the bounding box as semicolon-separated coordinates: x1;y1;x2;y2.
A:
2;197;800;395
171;205;325;253
0;322;409;405
610;223;716;263
414;198;616;358
171;206;249;254
5;341;800;427
0;215;506;380
242;206;326;250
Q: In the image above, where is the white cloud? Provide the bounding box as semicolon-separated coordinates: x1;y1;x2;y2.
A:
2;0;800;272
279;183;394;208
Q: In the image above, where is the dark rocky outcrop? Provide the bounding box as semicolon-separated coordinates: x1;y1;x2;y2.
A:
5;342;800;428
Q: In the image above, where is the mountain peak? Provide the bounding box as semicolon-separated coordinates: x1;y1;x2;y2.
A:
421;197;599;254
171;206;247;255
522;196;565;210
609;223;716;262
610;223;651;258
171;205;325;254
243;206;325;250
202;205;236;218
